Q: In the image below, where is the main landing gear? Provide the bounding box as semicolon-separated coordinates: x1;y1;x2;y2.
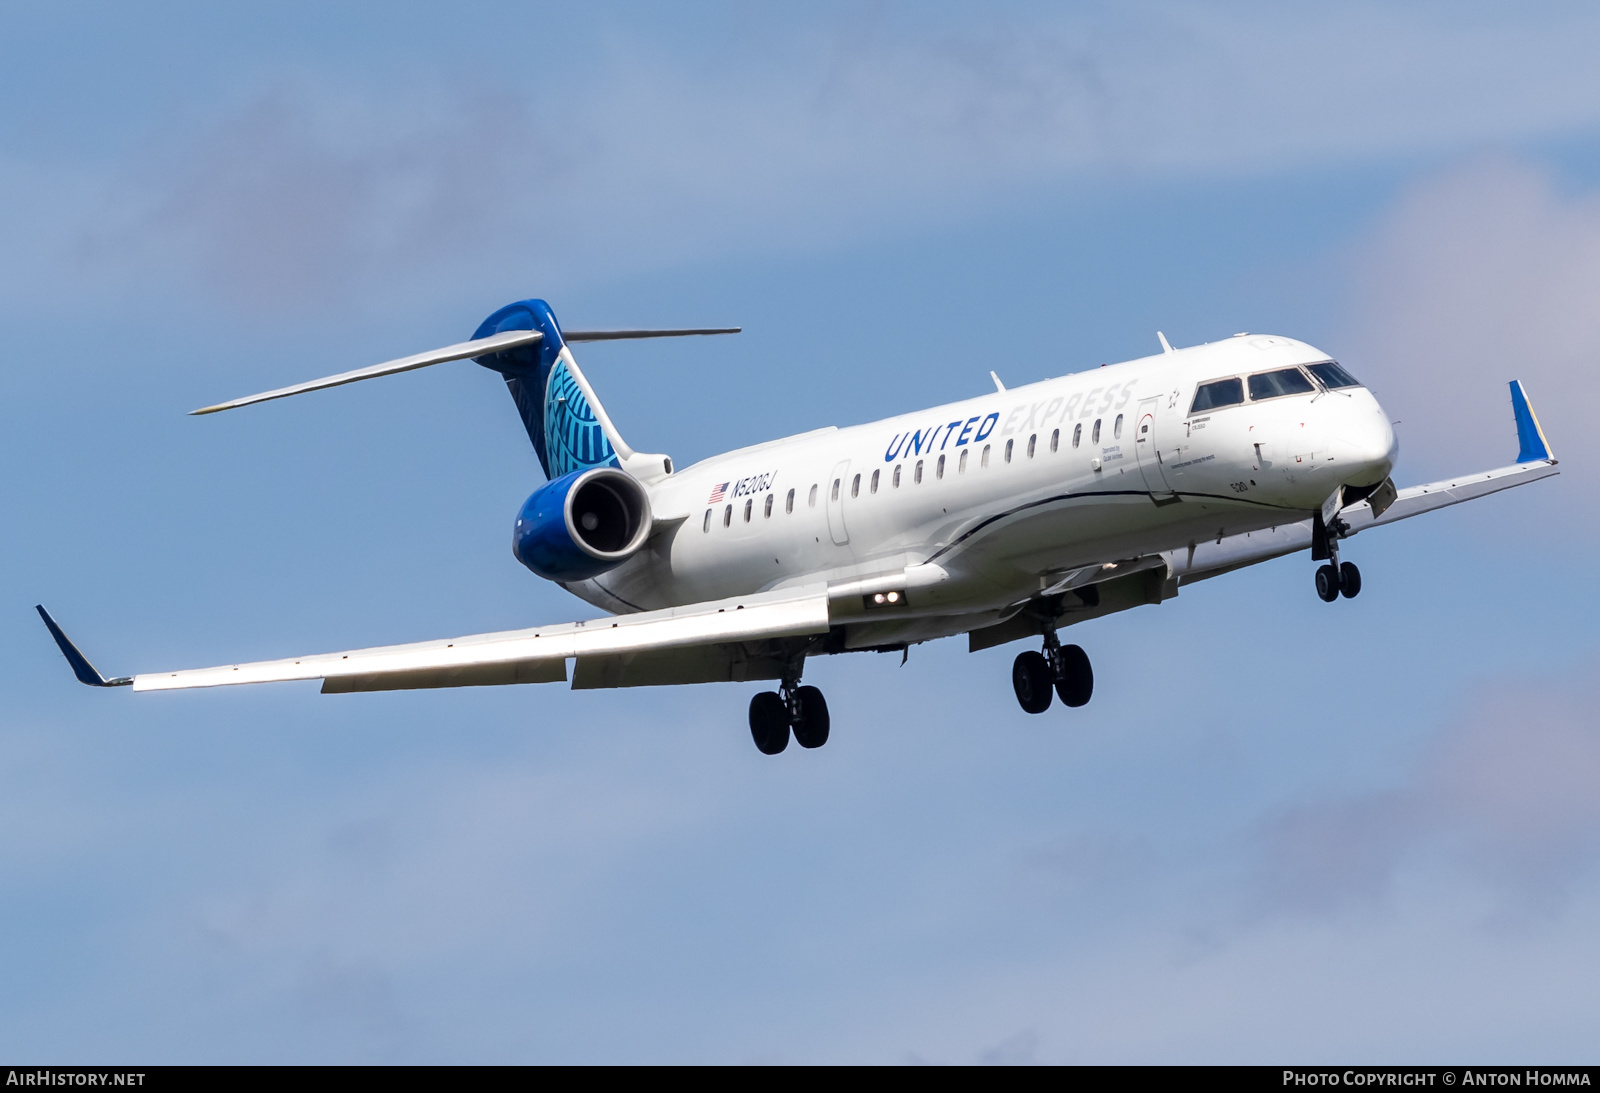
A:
1315;560;1362;602
749;667;830;755
1313;510;1362;603
1012;628;1093;715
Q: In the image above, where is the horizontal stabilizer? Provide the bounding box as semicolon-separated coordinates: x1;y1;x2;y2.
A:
1511;380;1554;462
563;328;739;342
190;329;545;415
36;605;131;687
127;585;830;694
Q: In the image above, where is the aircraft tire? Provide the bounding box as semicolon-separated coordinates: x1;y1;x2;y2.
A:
1315;564;1341;602
1339;561;1362;599
792;685;830;749
1012;651;1054;714
749;691;791;754
1055;644;1094;708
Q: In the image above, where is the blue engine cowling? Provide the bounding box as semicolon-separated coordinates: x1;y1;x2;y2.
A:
513;467;654;582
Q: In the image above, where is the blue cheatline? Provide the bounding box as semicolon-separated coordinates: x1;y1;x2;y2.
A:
469;298;617;480
1510;380;1554;463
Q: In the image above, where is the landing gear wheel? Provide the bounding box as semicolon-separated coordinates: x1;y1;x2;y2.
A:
749;691;790;754
1339;561;1362;599
1315;564;1341;603
792;685;830;749
1012;651;1054;714
1054;644;1094;708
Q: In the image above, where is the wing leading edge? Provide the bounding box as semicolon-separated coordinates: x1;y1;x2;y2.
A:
42;587;828;695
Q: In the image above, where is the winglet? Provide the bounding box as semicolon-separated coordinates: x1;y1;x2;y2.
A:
35;606;131;687
1510;380;1555;463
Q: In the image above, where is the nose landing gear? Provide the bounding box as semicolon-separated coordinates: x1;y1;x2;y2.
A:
1011;626;1094;714
748;664;830;755
1313;510;1362;602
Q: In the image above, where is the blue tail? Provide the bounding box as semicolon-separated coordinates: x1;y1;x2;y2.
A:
471;299;618;480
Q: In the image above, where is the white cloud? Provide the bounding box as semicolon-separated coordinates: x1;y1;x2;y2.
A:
1252;662;1600;919
1343;159;1600;496
16;5;1600;314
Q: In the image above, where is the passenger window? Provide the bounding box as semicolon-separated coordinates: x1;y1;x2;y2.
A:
786;488;795;513
937;454;945;479
1027;434;1036;458
1248;368;1316;401
831;478;840;501
1113;415;1123;439
981;444;991;468
1051;428;1059;453
851;473;860;498
764;493;773;518
1072;423;1082;448
870;469;879;493
1190;377;1245;413
915;459;924;484
723;504;732;528
808;484;817;507
959;449;969;473
703;509;711;533
1092;419;1101;444
1308;361;1362;389
744;498;752;522
1004;439;1013;463
893;464;902;487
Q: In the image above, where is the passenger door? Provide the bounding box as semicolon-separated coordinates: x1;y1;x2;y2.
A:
1134;396;1177;500
826;459;851;545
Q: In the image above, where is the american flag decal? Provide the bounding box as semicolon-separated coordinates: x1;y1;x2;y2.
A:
707;482;728;503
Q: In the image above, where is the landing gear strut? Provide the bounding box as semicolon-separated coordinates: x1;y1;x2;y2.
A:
1012;626;1094;714
748;665;829;755
1313;510;1362;603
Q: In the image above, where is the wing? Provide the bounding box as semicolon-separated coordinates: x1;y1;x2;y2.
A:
1173;457;1558;584
40;586;829;695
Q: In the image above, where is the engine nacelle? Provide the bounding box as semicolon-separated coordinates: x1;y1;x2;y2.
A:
512;467;654;582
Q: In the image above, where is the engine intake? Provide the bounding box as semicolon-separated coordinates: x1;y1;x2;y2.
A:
513;467;653;582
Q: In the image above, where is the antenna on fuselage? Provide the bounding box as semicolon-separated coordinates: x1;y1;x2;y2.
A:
990;371;1006;393
1157;331;1174;354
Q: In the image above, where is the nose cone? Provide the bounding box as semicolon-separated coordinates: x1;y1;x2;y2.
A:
1332;396;1398;488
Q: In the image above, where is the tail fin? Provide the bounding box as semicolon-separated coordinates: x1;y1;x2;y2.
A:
472;299;620;480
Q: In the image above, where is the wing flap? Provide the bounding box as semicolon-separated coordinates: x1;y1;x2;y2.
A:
572;644;788;689
322;658;568;693
131;586;830;694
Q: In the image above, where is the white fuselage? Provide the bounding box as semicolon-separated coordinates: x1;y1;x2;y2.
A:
568;335;1398;648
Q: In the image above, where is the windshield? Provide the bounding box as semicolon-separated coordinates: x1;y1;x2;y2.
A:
1248;368;1315;401
1307;361;1362;389
1191;377;1244;413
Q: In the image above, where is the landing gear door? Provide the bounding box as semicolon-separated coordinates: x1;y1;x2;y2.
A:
826;460;851;545
1134;396;1177;499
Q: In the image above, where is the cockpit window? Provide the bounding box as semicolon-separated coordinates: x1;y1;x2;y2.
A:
1191;377;1244;413
1307;361;1362;389
1248;368;1316;401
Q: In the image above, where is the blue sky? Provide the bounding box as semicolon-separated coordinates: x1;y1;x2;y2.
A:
4;1;1599;1063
